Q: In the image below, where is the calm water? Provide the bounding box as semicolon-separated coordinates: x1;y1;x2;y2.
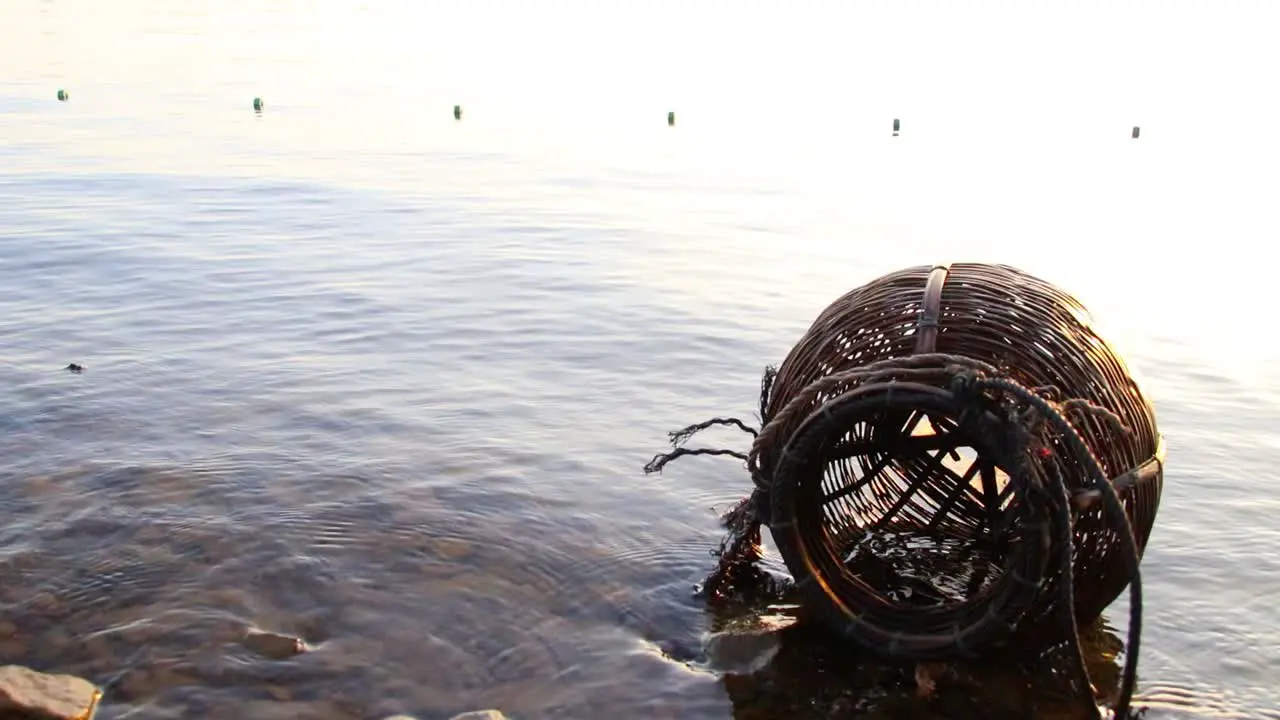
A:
3;2;1279;718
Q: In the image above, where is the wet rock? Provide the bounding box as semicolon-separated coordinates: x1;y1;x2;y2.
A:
430;537;474;561
702;628;781;676
27;592;62;617
449;712;508;720
113;662;197;703
65;364;83;374
0;665;100;720
18;474;61;499
242;629;307;659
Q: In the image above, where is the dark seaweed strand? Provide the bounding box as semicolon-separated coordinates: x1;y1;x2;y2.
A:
643;447;748;474
643;366;778;475
668;417;759;446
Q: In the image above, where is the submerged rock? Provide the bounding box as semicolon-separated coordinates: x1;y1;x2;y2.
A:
0;665;100;720
702;628;782;676
242;629;307;659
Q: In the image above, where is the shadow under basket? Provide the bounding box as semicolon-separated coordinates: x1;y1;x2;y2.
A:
667;262;1165;663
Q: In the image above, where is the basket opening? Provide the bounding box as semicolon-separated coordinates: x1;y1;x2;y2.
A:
809;408;1023;611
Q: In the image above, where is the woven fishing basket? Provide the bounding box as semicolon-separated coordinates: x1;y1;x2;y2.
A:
748;263;1164;660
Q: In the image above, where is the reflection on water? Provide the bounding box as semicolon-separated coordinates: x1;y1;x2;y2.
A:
711;609;1129;720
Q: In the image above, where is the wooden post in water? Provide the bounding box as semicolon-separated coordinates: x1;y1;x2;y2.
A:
668;111;675;127
1132;126;1140;139
893;118;900;137
454;105;462;120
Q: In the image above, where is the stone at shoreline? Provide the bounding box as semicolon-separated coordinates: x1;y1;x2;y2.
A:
449;711;509;720
242;629;307;660
0;665;100;720
702;628;781;676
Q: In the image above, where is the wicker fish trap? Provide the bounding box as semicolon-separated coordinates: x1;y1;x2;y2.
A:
646;263;1164;708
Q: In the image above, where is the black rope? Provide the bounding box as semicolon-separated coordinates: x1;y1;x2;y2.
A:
976;374;1145;719
951;367;1140;718
1046;456;1102;718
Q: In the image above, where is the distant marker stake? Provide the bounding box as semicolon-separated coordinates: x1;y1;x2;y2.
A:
57;89;69;102
253;97;264;113
454;105;462;120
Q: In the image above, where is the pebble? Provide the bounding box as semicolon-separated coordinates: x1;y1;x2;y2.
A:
0;665;100;720
242;628;307;659
430;537;474;561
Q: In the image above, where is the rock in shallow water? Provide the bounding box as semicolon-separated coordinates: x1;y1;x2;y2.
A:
0;665;100;720
702;628;781;676
242;629;307;659
449;711;508;720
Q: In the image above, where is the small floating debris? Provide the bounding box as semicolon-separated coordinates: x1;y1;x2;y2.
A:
1132;126;1141;139
65;363;84;374
668;111;675;127
56;89;69;102
453;104;462;120
892;118;900;136
242;628;307;659
253;97;264;113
